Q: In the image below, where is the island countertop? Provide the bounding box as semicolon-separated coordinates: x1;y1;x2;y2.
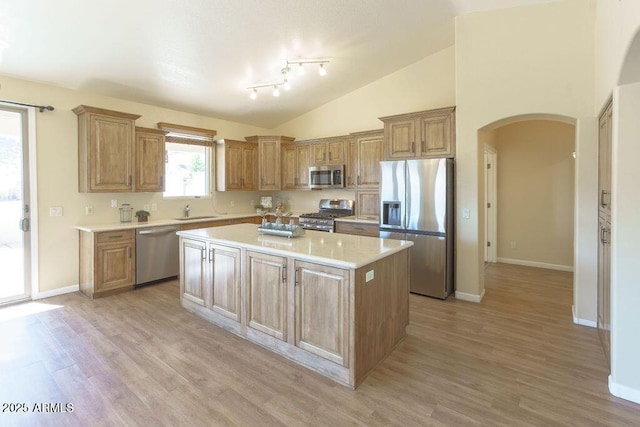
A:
177;223;412;269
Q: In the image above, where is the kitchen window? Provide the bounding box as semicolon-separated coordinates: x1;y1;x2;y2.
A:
158;122;216;198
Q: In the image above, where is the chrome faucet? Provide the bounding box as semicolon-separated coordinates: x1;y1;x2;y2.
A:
184;204;190;218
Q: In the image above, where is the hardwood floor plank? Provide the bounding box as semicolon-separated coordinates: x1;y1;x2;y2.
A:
0;263;638;426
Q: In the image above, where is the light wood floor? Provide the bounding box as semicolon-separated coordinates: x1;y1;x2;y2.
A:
1;263;638;426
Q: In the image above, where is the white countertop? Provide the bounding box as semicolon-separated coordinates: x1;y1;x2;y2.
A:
177;223;412;269
75;213;260;233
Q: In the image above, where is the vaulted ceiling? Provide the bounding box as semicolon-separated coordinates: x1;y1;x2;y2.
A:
0;0;555;128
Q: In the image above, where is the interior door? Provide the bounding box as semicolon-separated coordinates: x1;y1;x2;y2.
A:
0;106;31;304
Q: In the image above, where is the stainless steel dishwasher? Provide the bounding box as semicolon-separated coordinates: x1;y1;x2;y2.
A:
135;225;180;287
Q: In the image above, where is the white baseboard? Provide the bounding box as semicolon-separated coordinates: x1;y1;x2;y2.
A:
572;305;596;328
32;284;79;300
455;288;485;303
609;375;640;404
497;257;573;272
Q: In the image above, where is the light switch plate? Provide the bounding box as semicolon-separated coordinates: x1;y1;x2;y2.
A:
463;208;470;219
85;206;93;215
365;270;374;282
49;206;63;217
151;203;157;211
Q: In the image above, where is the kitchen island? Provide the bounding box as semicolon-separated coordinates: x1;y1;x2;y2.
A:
177;223;412;388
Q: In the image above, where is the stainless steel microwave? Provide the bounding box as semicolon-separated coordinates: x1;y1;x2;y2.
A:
309;165;345;189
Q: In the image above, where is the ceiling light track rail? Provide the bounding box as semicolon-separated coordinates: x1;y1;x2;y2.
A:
246;57;330;100
0;99;55;112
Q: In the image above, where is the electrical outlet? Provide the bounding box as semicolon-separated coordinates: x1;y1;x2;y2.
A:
111;199;118;208
151;203;157;211
230;201;235;207
85;206;93;215
365;270;375;282
463;208;470;219
510;241;517;249
143;204;150;211
49;206;63;217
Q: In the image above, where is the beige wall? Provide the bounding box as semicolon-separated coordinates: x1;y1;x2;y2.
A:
594;0;640;402
493;120;575;269
455;0;595;299
273;46;455;139
0;75;270;294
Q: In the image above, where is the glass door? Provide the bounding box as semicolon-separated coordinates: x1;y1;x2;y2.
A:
0;106;30;304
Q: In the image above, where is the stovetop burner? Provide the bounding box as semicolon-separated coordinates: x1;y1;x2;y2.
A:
298;199;355;231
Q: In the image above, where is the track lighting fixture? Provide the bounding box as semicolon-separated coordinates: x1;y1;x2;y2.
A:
246;57;330;100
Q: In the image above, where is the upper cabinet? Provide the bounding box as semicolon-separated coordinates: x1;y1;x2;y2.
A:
350;130;383;189
598;101;612;216
74;105;141;192
216;139;258;191
135;127;167;192
309;137;347;166
246;135;295;191
380;107;456;160
282;142;310;190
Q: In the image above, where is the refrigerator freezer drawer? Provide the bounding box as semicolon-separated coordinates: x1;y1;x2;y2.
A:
380;230;452;299
407;233;448;298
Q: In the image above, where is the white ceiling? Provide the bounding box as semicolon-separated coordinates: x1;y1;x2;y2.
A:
0;0;554;128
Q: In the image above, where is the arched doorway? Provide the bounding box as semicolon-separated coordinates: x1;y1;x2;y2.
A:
478;114;584;314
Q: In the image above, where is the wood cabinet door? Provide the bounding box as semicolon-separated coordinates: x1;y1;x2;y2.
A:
385;118;416;160
357;135;382;188
598;102;612;215
135;130;165;192
597;217;611;367
259;138;281;190
180;238;208;306
346;140;358;189
419;114;452;158
281;144;297;190
95;241;134;292
242;143;258;190
327;140;346;164
246;251;287;341
225;142;243;190
209;244;241;322
356;190;380;220
296;144;311;188
295;261;349;366
90;114;135;191
311;142;326;165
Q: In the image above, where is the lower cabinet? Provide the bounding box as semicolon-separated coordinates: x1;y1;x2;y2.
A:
180;238;208;306
246;251;288;341
79;230;135;298
179;238;242;324
294;260;349;366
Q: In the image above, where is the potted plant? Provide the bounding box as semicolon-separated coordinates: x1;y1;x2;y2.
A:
135;210;150;222
255;204;265;214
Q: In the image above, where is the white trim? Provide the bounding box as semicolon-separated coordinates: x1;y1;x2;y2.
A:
455;289;485;303
609;375;640;405
572;304;596;328
32;284;79;300
496;257;573;272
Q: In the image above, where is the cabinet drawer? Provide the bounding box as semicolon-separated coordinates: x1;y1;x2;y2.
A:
335;221;379;237
96;230;134;244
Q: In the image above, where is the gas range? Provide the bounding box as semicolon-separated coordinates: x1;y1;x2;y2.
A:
299;199;355;232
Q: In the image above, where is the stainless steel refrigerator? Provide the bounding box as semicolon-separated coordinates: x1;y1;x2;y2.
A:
379;158;454;299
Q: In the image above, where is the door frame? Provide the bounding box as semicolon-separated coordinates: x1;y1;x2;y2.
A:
0;102;38;302
484;145;497;263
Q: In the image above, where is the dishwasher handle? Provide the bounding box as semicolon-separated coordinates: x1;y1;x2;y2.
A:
137;226;180;235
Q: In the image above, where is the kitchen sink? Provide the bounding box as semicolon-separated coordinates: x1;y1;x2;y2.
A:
173;216;218;221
